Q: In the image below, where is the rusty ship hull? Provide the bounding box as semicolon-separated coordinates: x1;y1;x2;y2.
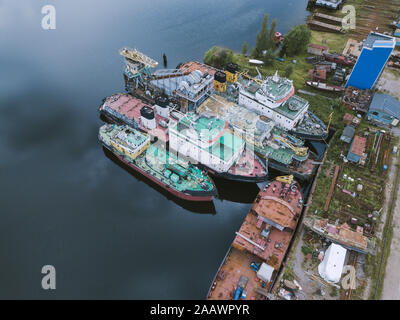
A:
207;179;304;300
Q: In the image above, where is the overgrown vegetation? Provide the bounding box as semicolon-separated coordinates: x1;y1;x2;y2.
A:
281;25;311;57
204;46;234;69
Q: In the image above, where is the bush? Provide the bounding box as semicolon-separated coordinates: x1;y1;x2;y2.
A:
301;245;313;256
285;65;294;78
282;25;311;57
204;46;234;69
262;50;276;66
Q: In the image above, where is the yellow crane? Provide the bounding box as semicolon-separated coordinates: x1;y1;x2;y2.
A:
273;135;309;157
326;112;334;134
237;70;263;85
276;175;294;184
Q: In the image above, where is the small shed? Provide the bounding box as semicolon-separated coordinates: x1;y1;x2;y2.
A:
318;243;347;284
340;125;355;143
256;263;274;282
308;44;329;56
347;135;367;163
367;93;400;127
343;113;355;125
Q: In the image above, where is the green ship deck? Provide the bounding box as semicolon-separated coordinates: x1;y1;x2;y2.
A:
99;124;215;194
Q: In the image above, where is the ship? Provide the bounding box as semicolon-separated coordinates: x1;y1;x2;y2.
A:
98;124;216;202
197;96;318;180
119;51;329;142
207;177;304;300
306;80;345;92
168;112;268;183
99;93;171;142
99;93;268;183
236;71;329;141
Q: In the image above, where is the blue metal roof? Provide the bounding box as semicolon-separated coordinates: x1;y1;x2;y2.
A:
369;93;400;119
340;125;355;144
363;32;396;50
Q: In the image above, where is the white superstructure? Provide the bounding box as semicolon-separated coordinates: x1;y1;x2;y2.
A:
168;113;245;173
238;72;309;131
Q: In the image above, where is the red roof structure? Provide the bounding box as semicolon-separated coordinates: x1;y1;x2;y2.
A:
309;43;329;50
350;136;367;157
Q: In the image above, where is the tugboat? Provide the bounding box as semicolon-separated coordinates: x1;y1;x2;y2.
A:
98;124;216;202
207;176;303;300
236;71;329;141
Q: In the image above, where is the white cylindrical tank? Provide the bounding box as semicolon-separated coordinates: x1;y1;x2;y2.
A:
154;96;170;118
140;106;156;130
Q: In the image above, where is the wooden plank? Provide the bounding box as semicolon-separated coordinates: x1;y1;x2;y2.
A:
324;165;340;212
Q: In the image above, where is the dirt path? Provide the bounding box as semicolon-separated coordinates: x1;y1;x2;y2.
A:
381;125;400;300
381;150;400;299
291;228;318;299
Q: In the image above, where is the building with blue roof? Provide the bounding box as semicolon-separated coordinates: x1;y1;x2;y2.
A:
367;93;400;127
340;125;355;144
346;32;396;90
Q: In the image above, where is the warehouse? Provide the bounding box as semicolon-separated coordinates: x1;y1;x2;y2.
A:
366;93;400;127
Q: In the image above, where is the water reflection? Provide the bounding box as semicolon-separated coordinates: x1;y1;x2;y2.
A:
0;0;310;299
102;146;217;214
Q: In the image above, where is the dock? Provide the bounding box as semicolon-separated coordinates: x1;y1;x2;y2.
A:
307;20;346;34
313;12;343;26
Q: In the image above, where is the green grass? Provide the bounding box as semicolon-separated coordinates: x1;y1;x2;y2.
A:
310;31;348;53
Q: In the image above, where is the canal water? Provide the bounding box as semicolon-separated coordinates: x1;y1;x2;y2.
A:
0;0;309;299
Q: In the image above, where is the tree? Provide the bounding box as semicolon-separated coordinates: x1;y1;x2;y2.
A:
250;47;257;57
268;19;277;50
284;65;294;78
241;41;248;55
254;14;269;58
282;24;311;57
204;46;234;69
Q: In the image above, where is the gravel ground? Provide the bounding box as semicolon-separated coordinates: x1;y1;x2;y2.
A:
376;68;400;100
381;127;400;300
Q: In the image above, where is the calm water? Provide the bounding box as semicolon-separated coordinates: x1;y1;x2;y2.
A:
0;0;308;299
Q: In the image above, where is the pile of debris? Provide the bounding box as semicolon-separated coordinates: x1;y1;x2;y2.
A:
388;52;400;69
342;87;373;114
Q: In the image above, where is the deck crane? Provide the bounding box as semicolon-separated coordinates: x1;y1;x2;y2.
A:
326;112;334;134
237;69;263;85
273;135;309;157
120;48;158;92
119;48;158;68
276;175;294;185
